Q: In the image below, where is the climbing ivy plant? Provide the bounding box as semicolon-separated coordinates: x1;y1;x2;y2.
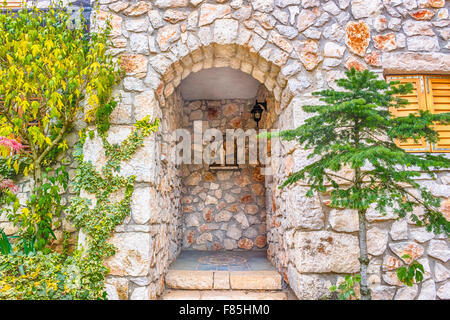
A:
0;3;161;300
66;116;159;299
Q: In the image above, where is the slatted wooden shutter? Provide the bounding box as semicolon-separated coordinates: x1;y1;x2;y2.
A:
387;75;431;152
425;75;450;152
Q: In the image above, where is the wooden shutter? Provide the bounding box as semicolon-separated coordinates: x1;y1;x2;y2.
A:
387;75;431;152
425;75;450;152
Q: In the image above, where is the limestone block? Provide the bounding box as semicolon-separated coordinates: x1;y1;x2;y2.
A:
370;284;396;300
105;277;129;300
120;54;148;74
287;264;332;300
119;136;158;183
428;240;450;262
295;40;322;71
390;219;408;240
408;36;440;52
165;270;214;289
367;227;388;256
293;231;360;273
324;42;346;58
198;3;231;26
161;290;202;300
394;285;418;300
389;242;424;263
374;33;397;52
351;0;383;19
148;10;164;28
199;290;288;300
156;25;181;52
132;186;159;224
130;286;150;300
329;208;359;232
252;0;275;13
110;103;133;125
104;232;153;277
410;227;435;243
296;9;318;32
154;0;189;8
83;133;107;172
213;19;238;44
366;204;396;222
213;271;230;289
123;1;151;16
93;11;122;37
382;52;450;74
285;186;325;230
437;282;450;299
434;262;450;282
345;21;370;56
106;126;133;145
134;91;159;121
229;271;281;290
418;279;436;300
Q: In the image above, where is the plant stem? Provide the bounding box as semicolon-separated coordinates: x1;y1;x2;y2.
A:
358;208;371;300
353;117;371;300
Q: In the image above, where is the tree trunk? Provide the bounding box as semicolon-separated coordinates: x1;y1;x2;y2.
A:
30;159;43;235
358;208;371;300
33;159;42;191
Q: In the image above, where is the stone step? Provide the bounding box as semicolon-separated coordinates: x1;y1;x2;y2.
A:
165;270;282;290
161;290;288;300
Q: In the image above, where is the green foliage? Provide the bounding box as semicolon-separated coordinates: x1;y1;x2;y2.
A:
272;69;450;234
0;3;141;300
269;69;450;300
0;228;13;255
0;3;121;250
95;101;117;134
65;117;159;299
330;274;361;300
0;251;87;300
396;254;424;287
9;166;69;251
0;155;26;180
0;102;159;301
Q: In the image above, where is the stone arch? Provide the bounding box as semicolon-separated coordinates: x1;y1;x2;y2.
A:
152;43;290;108
149;42;293;247
102;25;323;297
98;3;326;301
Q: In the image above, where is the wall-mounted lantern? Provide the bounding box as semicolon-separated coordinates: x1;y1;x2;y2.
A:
251;100;267;129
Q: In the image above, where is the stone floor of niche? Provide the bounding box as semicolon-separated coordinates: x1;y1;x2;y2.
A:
169;250;275;271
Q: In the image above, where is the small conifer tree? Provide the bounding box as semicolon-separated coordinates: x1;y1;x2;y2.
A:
270;69;450;300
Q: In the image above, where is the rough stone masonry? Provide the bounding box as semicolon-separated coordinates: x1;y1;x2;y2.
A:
9;0;449;300
180;98;267;251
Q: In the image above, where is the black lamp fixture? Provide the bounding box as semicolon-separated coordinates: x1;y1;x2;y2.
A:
251;100;267;129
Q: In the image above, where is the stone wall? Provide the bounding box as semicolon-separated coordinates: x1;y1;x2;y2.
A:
262;92;450;300
89;0;450;300
85;86;185;300
11;0;449;299
180;99;267;251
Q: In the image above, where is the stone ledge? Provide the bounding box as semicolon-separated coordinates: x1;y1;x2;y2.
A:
382;52;450;75
166;270;282;290
161;290;288;300
213;271;230;289
229;271;282;290
165;270;214;289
